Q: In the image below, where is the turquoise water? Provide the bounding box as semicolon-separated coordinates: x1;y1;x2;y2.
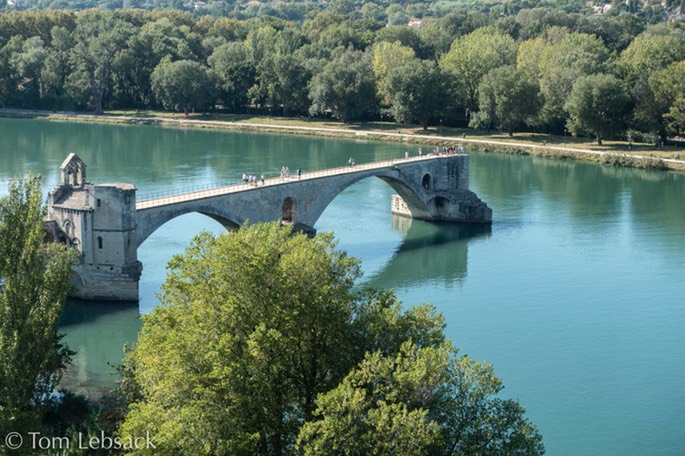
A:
1;117;684;454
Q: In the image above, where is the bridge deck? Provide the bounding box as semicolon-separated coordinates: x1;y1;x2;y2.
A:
136;154;458;210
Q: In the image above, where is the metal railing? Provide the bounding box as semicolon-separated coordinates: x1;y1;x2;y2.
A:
135;153;463;210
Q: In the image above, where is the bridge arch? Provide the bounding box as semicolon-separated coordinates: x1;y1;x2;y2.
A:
295;170;433;229
136;204;243;248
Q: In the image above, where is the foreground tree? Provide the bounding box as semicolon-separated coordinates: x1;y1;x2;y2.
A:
0;176;76;441
119;222;543;455
298;341;545;456
565;74;632;145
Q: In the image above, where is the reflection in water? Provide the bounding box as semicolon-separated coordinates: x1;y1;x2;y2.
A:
58;300;141;398
57;214;490;397
366;216;492;291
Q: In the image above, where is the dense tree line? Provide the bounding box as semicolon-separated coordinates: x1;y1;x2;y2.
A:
1;7;684;142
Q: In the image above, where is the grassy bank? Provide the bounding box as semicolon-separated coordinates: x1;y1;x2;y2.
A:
3;108;685;172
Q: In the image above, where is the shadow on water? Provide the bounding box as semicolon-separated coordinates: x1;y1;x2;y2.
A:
365;216;492;291
58;299;142;399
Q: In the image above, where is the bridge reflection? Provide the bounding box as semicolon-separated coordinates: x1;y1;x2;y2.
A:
57;217;491;397
365;216;491;291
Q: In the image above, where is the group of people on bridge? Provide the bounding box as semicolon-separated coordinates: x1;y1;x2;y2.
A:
280;166;302;180
240;145;468;189
242;173;264;186
412;144;465;157
240;167;303;187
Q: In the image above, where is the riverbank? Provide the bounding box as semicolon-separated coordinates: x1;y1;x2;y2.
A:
2;108;684;172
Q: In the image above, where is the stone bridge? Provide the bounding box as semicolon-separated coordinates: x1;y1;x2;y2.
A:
46;153;491;301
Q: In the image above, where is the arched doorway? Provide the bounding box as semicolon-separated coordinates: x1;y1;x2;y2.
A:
422;173;431;189
282;197;296;223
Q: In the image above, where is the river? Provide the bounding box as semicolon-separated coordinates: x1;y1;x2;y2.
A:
1;117;684;455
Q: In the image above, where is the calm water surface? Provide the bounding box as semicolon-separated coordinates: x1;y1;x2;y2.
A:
1;117;684;455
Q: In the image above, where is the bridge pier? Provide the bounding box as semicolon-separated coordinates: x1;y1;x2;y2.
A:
48;153;490;302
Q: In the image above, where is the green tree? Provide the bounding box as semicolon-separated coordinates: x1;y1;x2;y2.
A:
9;36;49;107
249;28;311;116
259;52;311;116
150;59;215;115
385;59;448;130
371;41;415;104
208;42;256;112
565;73;632;145
297;342;445;456
118;223;454;455
374;26;421;55
664;96;685;135
119;222;541;456
619;31;685;81
0;36;23;108
308;50;377;123
360;3;386;22
440;26;518;112
474;65;540;135
618;31;685;136
326;0;355;16
298;341;545;456
0;176;76;441
517;30;611;132
537;32;610;130
41;26;75;109
110;16;201;109
648;60;685;136
70;11;135;114
119;224;363;455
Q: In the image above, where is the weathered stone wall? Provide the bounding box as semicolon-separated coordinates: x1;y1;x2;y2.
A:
92;184;138;266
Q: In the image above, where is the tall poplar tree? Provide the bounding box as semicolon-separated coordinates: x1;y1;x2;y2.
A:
0;176;76;441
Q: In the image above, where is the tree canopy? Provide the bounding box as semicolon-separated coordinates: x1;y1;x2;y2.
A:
473;65;540;135
151;58;215;114
118;222;544;456
565;73;632;145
